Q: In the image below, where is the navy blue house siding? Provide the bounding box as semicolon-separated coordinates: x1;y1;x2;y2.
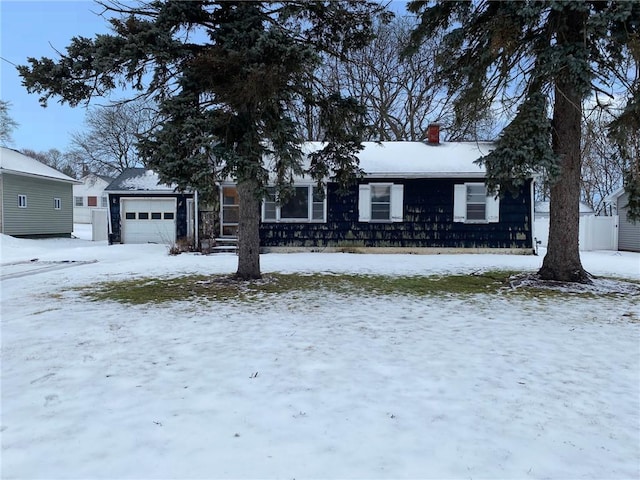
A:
108;193;193;243
259;178;533;249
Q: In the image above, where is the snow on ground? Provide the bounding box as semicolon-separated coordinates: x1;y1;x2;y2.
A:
1;227;639;479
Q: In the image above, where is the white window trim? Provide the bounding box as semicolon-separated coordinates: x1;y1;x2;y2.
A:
54;197;62;210
358;183;404;223
453;183;500;224
18;194;27;208
262;184;327;223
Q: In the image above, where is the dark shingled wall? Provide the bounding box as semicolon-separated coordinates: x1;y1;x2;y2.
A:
259;178;533;249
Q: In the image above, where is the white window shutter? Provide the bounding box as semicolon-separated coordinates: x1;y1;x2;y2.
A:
358;184;371;222
390;184;404;222
453;184;466;222
486;192;500;223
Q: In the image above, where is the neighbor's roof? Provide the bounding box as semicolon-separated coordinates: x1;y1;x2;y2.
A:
535;201;594;214
105;168;184;192
297;141;495;178
0;147;80;183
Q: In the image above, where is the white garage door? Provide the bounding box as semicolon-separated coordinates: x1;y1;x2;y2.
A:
122;198;177;244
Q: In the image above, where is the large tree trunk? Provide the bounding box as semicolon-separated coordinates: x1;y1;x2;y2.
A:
236;178;261;280
538;10;590;283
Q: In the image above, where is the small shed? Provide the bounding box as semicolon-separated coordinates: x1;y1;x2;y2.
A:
105;168;197;245
0;147;80;237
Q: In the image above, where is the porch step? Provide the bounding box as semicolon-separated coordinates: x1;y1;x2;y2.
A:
210;237;238;254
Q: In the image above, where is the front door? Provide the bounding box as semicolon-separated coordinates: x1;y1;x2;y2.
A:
221;186;239;237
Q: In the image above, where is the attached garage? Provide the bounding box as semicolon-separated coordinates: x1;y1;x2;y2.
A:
121;197;177;244
105;169;196;246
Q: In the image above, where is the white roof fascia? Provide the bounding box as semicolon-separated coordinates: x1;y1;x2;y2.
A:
106;189;193;195
0;168;82;184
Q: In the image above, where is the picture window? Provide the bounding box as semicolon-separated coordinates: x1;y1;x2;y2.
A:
262;185;326;222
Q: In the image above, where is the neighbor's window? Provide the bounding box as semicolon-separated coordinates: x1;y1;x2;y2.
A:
358;183;404;222
74;196;84;207
262;185;326;222
18;194;27;208
87;196;98;207
54;198;62;210
453;183;500;223
101;196;108;208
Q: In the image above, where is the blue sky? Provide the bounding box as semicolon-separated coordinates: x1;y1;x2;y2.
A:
1;1;117;153
1;1;409;154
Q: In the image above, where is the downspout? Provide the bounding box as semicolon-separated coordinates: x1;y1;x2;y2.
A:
530;178;538;255
194;189;199;248
107;194;113;244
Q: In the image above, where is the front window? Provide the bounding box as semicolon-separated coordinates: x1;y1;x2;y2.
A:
262;185;326;222
370;184;391;220
466;184;487;221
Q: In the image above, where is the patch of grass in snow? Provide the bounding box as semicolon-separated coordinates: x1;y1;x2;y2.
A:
78;271;640;305
79;270;526;304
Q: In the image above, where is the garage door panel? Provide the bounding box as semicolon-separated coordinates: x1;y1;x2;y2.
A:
122;198;176;244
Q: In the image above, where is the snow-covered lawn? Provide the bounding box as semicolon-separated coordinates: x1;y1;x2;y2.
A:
1;226;639;479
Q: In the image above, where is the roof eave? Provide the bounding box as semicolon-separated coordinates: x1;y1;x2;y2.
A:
0;168;82;184
105;189;194;194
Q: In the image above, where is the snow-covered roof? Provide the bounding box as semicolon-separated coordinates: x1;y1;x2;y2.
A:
105;168;182;192
299;141;494;178
0;147;80;183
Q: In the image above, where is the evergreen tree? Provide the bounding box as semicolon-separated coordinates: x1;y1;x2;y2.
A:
406;0;639;283
18;0;386;279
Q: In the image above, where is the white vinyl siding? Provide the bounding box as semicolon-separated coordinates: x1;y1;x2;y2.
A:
617;192;640;252
454;183;500;223
358;183;404;222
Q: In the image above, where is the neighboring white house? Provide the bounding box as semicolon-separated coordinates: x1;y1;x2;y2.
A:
73;173;113;223
606;188;640;252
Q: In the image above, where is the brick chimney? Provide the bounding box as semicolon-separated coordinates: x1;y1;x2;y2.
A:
427;123;440;145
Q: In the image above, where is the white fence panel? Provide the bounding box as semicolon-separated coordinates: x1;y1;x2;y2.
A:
534;215;618;251
91;209;109;242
